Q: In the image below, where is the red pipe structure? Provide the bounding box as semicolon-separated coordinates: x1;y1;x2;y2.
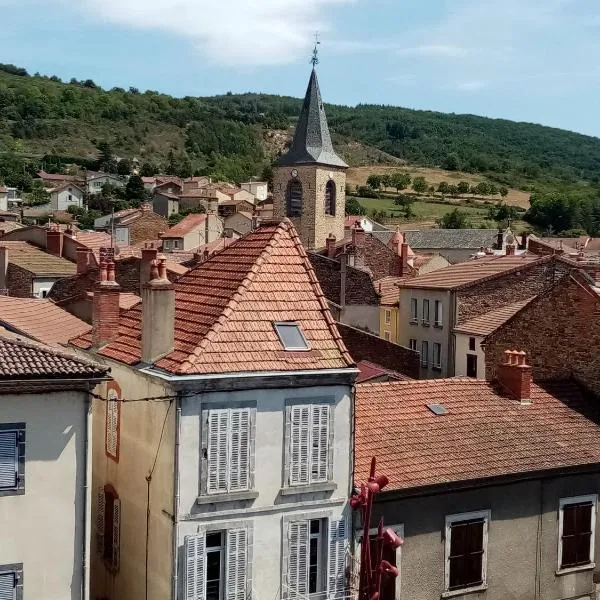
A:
350;457;403;600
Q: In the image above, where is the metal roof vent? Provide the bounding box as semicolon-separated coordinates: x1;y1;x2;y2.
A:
427;403;448;416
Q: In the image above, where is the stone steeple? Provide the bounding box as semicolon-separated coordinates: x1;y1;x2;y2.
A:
278;69;348;169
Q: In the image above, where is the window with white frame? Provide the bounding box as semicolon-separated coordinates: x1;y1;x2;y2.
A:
185;527;249;600
558;495;597;571
422;299;430;325
0;564;23;600
409;338;417;351
410;298;418;323
385;309;391;325
0;424;25;496
286;403;331;487
434;300;443;327
433;343;442;370
105;388;120;462
203;408;252;495
421;341;429;368
286;517;346;599
96;485;121;572
445;511;489;594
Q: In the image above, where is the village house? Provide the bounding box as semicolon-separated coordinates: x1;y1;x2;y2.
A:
160;213;223;252
70;219;356;600
344;215;390;234
182;176;211;194
152;191;180;218
48;182;85;211
0;333;109;600
86;172;125;194
397;252;570;378
355;352;600;600
36;170;81;187
240;180;268;201
223;210;253;237
93;204;168;246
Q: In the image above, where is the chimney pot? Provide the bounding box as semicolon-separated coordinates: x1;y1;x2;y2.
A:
140;246;158;295
498;349;532;404
92;259;121;348
46;225;63;256
326;233;336;258
506;244;516;256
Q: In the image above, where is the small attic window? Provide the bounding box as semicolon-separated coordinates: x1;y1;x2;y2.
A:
274;321;310;351
427;403;448;416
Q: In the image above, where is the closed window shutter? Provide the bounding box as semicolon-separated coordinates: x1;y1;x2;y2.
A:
290;407;310;485
0;572;14;600
112;498;121;570
310;405;330;483
185;533;206;600
208;410;229;494
287;521;309;598
106;397;118;458
226;528;248;600
229;409;250;492
0;431;17;489
328;518;347;599
96;487;105;554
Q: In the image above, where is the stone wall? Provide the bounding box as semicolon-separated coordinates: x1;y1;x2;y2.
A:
484;274;600;394
128;212;168;245
6;264;33;297
272;164;346;250
456;257;571;324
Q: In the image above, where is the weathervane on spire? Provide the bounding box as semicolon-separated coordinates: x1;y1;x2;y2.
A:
311;32;320;67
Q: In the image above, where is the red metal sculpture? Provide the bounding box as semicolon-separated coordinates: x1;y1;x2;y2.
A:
351;457;403;600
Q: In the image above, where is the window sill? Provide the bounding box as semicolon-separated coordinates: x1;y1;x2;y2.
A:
0;487;25;497
196;490;259;505
422;321;430;327
410;320;418;325
556;563;595;576
432;366;442;372
434;323;444;329
442;584;487;598
280;482;337;496
421;364;429;369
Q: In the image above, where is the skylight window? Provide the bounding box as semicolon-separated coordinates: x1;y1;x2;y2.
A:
427;403;448;416
274;322;310;351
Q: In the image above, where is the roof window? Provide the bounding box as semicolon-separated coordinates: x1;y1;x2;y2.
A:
274;321;310;351
427;403;448;416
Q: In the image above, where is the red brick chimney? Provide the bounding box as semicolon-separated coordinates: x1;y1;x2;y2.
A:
46;224;63;256
92;257;121;348
140;244;158;295
326;233;336;258
400;242;409;276
141;256;175;363
352;225;365;267
506;244;516;256
76;247;91;275
498;350;532;404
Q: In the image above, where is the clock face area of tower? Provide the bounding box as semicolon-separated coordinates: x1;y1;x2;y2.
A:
272;164;346;250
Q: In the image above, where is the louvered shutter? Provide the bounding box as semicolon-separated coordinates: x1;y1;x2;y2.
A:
106;397;118;458
208;410;229;494
96;487;105;554
0;572;15;600
310;406;329;483
290;407;310;485
229;409;250;492
185;533;206;600
328;518;347;600
287;521;309;598
0;431;17;489
112;498;121;570
226;528;248;600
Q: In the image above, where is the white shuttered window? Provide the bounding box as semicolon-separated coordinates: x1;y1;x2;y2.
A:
328;519;347;599
0;572;15;600
226;529;248;600
207;408;251;494
0;432;18;489
290;404;330;486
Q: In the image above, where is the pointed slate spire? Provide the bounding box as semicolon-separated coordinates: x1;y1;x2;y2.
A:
278;69;348;169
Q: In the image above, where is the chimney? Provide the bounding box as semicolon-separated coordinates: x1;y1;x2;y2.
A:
340;252;347;309
495;228;504;250
141;202;152;213
506;243;516;256
326;233;336;258
65;226;74;237
142;257;175;363
498;350;532;404
352;225;365;268
520;232;528;250
92;258;121;348
140;244;158;295
46;224;63;256
0;245;8;292
400;242;409;275
76;247;91;274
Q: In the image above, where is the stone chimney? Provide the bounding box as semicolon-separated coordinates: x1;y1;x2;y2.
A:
326;233;336;258
92;257;121;348
46;224;63;256
506;244;516;256
140;244;158;295
352;225;365;268
76;247;91;274
0;245;8;292
498;350;532;404
142;257;175;363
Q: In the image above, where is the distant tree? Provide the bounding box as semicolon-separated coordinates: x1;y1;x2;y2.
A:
96;140;115;172
356;185;379;199
499;186;509;198
24;180;49;206
391;172;411;193
395;194;416;219
82;79;97;89
128;87;140;95
139;161;157;177
125;175;148;202
345;196;367;215
380;174;391;190
117;158;132;176
437;208;469;229
448;184;459;197
412;176;427;194
443;153;461;171
428;185;435;194
366;174;382;190
457;181;470;195
488;183;498;196
475;181;490;196
0;63;28;77
488;202;519;226
437;181;450;195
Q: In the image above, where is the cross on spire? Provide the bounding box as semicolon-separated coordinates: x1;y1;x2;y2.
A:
311;32;320;67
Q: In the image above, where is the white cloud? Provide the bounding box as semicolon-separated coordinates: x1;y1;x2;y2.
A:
64;0;355;66
397;44;467;58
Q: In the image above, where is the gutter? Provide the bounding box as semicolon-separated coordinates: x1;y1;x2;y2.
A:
171;397;181;600
82;388;93;600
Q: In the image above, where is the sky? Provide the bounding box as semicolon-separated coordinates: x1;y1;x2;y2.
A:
2;0;600;136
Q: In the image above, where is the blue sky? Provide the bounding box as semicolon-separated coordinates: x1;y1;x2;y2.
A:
2;0;600;136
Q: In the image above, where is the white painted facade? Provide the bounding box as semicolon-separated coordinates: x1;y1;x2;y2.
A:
0;389;91;600
33;277;60;298
240;181;268;202
454;332;486;378
50;186;84;211
87;175;125;194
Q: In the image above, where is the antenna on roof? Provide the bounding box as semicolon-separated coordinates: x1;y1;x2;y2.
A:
311;32;320;67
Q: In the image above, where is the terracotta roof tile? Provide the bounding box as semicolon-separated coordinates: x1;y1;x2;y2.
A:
454;297;536;336
161;213;207;238
0;241;76;276
73;220;354;375
356;360;411;383
355;378;600;492
374;276;406;306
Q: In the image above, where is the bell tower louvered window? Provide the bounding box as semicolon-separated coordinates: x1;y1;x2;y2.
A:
325;180;336;216
286;181;303;218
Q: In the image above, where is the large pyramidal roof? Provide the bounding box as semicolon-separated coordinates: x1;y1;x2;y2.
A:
278;69;348;169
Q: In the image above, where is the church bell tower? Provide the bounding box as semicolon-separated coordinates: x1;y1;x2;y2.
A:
273;58;348;250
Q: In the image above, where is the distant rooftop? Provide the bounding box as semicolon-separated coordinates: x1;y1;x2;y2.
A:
404;228;503;250
454;297;536;336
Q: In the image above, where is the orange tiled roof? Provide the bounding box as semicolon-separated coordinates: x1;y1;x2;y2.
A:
374;276;407;306
0;241;76;276
454;297;535;336
161;213;207;238
355;378;600;492
72;219;354;375
399;254;542;290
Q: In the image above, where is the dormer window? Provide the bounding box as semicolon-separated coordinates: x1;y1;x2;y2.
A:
274;322;310;351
